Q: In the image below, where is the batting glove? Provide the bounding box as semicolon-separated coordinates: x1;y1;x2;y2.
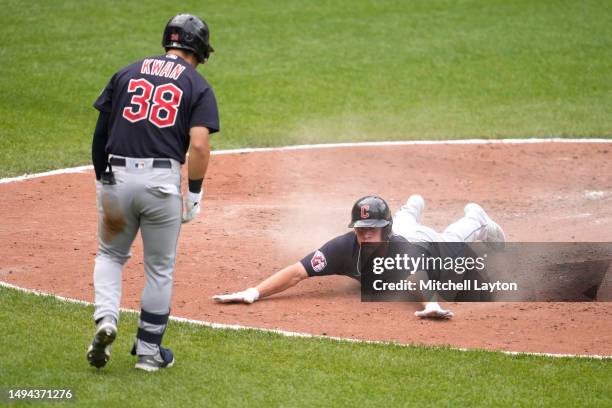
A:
414;302;454;319
182;190;203;224
213;288;260;304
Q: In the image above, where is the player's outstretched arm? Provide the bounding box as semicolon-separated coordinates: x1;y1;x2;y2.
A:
213;262;309;304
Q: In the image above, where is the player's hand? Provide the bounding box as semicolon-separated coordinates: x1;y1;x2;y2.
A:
182;190;203;224
414;302;454;319
213;288;260;304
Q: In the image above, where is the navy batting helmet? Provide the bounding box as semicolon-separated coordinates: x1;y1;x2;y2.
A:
348;196;393;239
162;14;214;63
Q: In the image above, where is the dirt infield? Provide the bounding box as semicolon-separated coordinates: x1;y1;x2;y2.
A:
1;142;611;356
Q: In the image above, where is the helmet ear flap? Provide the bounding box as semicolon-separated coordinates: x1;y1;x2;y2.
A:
383;222;393;240
201;45;212;63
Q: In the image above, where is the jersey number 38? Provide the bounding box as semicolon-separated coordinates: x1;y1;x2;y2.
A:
122;78;183;128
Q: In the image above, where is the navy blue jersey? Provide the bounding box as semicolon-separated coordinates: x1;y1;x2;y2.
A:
94;54;219;163
300;232;427;280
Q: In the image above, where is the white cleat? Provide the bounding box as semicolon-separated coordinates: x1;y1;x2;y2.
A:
414;302;454;319
402;194;426;223
464;203;506;249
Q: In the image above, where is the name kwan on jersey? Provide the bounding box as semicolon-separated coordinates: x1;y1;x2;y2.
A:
140;57;186;80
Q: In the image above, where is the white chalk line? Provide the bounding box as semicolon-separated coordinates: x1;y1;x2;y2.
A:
1;280;609;360
1;138;611;185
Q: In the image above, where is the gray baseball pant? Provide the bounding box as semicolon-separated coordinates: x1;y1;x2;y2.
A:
93;156;182;356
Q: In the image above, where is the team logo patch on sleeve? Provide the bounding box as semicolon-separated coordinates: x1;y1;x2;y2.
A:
310;250;327;273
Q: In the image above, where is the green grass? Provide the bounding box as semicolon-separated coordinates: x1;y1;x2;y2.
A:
1;286;610;407
0;0;611;177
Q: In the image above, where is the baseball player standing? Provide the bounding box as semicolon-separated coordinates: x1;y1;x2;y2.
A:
87;14;219;371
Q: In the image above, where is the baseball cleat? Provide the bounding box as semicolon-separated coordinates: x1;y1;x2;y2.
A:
414;302;454;319
87;316;117;368
464;203;506;249
134;347;175;372
402;194;426;223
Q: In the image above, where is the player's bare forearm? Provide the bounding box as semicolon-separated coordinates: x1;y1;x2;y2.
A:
182;127;210;223
212;263;308;304
255;262;309;299
188;126;211;181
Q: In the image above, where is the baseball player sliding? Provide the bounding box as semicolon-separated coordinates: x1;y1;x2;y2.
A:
87;14;219;371
214;195;505;318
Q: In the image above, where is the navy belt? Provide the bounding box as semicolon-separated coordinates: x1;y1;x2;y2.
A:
109;157;172;169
